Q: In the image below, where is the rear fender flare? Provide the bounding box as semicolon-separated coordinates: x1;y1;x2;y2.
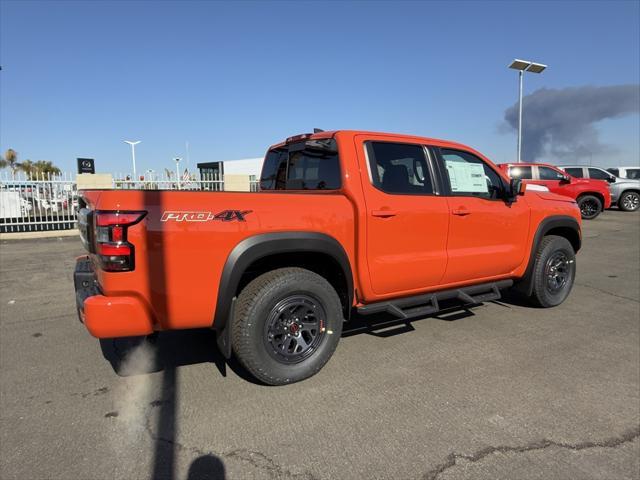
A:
212;232;354;332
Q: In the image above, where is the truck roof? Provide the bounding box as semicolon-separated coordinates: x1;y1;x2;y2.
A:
498;162;561;169
268;130;481;154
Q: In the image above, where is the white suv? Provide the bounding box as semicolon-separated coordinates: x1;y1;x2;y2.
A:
607;166;640;180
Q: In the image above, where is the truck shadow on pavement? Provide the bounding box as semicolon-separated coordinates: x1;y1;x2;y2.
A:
100;286;543;480
100;300;490;380
99;329;256;383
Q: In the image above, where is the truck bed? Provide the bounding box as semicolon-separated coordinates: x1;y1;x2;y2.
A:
79;189;356;331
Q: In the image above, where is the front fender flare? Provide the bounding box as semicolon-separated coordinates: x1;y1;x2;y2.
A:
516;215;581;296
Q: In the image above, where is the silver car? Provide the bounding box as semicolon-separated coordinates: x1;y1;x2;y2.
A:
559;166;640;212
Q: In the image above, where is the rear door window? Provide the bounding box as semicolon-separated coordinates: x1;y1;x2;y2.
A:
365;142;434;195
564;168;583;178
508;166;533;179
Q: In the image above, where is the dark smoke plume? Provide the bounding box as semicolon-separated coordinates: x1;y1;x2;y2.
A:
503;84;640;161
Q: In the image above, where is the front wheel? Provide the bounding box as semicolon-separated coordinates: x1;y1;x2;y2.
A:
619;191;640;212
232;268;343;385
577;195;603;220
529;235;576;308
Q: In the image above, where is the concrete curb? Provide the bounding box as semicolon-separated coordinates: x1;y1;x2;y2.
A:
0;230;79;240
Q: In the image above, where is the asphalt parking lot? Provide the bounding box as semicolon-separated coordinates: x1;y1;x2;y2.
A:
1;210;638;480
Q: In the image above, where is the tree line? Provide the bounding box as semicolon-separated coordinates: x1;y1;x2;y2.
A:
0;149;62;177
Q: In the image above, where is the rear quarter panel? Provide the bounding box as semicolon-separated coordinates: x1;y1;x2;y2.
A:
88;190;355;331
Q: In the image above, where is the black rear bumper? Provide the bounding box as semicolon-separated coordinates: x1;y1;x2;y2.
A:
74;256;100;321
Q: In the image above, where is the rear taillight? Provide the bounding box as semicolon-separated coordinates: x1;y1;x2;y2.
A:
94;211;146;272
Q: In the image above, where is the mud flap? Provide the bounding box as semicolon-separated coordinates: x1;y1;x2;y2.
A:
216;297;235;359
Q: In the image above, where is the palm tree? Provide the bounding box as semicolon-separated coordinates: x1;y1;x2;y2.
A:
1;149;20;176
19;160;35;178
19;160;62;178
34;160;61;177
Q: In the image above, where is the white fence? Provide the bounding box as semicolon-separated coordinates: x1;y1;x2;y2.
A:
0;172;78;233
0;171;259;233
112;171;226;191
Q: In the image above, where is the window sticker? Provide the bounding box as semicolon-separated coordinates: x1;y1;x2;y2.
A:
445;161;488;193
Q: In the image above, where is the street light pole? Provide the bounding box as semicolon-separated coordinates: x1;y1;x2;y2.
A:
174;157;182;190
124;140;141;180
508;59;547;163
517;70;523;164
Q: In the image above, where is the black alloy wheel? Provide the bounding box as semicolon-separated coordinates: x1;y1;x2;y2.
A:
529;235;576;308
578;195;603;220
264;294;326;364
544;251;570;294
232;267;343;385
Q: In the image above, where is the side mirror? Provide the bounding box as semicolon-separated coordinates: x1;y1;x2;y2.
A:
508;178;526;200
607;175;616;183
559;175;571;184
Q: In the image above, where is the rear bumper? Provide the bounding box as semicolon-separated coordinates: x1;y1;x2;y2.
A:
74;256;154;338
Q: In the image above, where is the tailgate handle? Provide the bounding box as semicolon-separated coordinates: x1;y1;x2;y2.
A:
371;210;398;218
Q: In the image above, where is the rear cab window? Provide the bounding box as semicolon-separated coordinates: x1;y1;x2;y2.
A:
260;138;341;190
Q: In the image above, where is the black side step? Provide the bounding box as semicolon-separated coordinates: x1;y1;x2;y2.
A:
357;280;513;320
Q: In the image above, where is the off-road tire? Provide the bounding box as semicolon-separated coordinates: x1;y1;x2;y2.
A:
618;191;640;212
530;235;576;308
232;267;343;385
577;194;603;220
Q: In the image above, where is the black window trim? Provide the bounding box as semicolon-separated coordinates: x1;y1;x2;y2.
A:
363;140;440;197
433;146;507;201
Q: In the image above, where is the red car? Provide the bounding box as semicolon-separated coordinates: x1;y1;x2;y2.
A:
498;163;611;219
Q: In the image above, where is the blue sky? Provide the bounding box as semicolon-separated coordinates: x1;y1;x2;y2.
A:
1;0;639;174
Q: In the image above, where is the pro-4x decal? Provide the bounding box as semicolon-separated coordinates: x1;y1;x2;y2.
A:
161;210;252;222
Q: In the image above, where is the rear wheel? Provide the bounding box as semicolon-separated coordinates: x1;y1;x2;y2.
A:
232;268;343;385
529;235;576;308
577;195;603;220
619;191;640;212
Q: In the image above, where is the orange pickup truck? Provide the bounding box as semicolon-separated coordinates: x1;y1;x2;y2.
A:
75;130;582;384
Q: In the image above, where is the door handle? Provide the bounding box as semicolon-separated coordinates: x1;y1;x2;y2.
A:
452;208;471;216
371;210;398;218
